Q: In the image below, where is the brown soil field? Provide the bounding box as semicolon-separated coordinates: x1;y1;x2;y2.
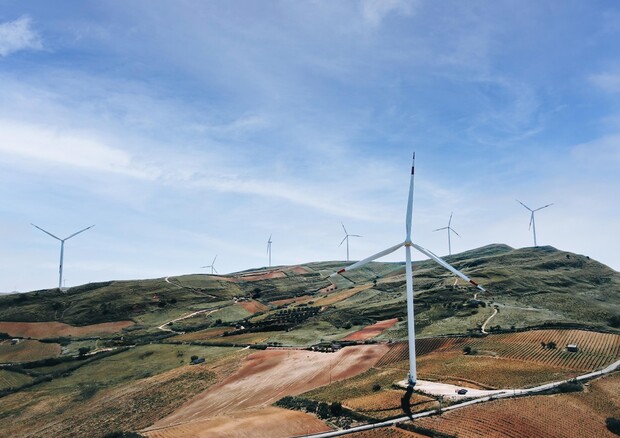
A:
315;284;373;307
237;299;270;314
344;389;436;419
145;406;330;438
0;339;61;363
143;344;388;436
236;270;287;281
411;373;620;438
348;427;426;437
0;320;134;339
377;330;620;372
206;331;279;345
342;318;399;341
284;266;312;275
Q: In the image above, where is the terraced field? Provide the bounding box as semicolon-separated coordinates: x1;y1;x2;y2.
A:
0;369;32;390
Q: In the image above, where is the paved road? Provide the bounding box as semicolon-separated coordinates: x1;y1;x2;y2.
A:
302;358;620;438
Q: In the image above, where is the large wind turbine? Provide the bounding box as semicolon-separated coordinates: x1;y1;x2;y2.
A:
433;212;461;255
31;223;95;290
339;223;361;262
267;234;273;267
330;154;485;387
517;200;553;247
201;255;218;274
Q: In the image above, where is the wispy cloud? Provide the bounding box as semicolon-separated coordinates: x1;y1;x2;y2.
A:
0;16;42;57
589;71;620;93
360;0;418;27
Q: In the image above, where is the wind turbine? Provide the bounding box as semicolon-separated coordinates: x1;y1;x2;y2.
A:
201;255;218;274
517;200;553;246
330;153;485;387
339;223;361;262
433;212;461;255
267;234;273;267
31;223;95;290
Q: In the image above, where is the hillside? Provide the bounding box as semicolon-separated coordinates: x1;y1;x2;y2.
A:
1;244;619;437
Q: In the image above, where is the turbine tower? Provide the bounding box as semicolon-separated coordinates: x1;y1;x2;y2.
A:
330;153;485;387
267;234;273;267
339;223;361;262
201;255;218;274
517;200;553;246
433;212;461;255
31;223;95;290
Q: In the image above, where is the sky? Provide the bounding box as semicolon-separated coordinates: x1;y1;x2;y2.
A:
1;1;619;292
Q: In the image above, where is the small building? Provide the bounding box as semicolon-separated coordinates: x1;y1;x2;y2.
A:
11;339;19;345
190;357;205;365
567;344;579;352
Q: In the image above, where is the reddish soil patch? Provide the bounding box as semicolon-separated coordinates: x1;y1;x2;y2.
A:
342;318;399;341
236;270;287;282
237;300;269;314
143;344;388;436
285;266;311;275
144;406;330;438
169;327;234;342
0;321;134;339
0;339;61;362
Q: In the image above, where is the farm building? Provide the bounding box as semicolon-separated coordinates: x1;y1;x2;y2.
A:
566;344;579;352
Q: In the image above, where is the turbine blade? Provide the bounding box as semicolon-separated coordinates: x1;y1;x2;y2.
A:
330;241;405;277
64;225;95;240
341;222;348;235
433;227;448;232
213;267;218;274
212;255;217;265
448;212;453;227
350;234;362;238
534;203;553;212
411;242;486;292
529;213;534;230
451;228;461;238
516;200;532;211
405;153;415;241
31;223;62;241
338;235;347;247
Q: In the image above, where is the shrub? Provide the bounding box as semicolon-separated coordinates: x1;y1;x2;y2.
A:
557;380;582;393
103;432;145;438
372;383;381;392
317;402;330;419
463;346;472;355
606;417;620;435
609;315;620;328
78;347;91;357
190;355;199;362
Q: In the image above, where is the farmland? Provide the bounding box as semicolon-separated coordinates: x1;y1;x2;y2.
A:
0;320;134;338
409;373;620;438
0;370;32;390
0;339;61;363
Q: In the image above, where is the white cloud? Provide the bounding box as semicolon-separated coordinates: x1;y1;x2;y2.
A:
0;119;158;179
361;0;417;27
571;134;620;166
0;16;43;57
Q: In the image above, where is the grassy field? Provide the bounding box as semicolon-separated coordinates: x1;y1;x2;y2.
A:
0;339;61;363
0;369;32;390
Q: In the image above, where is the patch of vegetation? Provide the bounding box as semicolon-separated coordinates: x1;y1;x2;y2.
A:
606;417;620;436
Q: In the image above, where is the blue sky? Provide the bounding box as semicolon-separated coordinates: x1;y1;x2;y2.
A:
1;1;619;292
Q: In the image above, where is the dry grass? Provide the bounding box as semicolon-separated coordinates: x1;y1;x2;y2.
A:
0;321;134;339
0;339;61;363
314;284;373;307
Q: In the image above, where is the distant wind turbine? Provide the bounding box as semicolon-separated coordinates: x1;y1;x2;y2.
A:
31;223;95;290
201;255;218;274
517;200;553;246
339;223;361;262
330;153;486;387
267;234;273;267
433;212;461;255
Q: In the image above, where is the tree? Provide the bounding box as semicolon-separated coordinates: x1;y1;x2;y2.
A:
78;347;91;357
372;383;381;392
463;346;472;355
190;355;199;362
330;402;342;417
317;402;330;419
547;341;557;349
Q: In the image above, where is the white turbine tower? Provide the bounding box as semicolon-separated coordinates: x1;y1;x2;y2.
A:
201;255;218;274
330;153;485;387
433;212;461;256
517;200;553;247
31;223;95;290
267;234;273;267
339;223;361;262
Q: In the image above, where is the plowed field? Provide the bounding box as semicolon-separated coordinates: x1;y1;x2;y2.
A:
342;318;399;341
0;320;134;338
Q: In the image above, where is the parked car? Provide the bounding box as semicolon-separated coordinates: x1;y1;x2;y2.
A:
456;388;468;395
